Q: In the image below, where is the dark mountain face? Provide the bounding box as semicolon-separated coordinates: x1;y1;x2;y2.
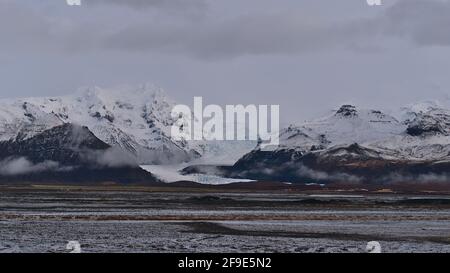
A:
0;123;159;184
0;123;110;166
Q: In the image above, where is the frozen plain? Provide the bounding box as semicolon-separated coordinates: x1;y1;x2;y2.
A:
0;187;449;253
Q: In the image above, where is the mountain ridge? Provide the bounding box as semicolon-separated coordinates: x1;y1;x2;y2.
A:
0;84;256;165
184;103;450;184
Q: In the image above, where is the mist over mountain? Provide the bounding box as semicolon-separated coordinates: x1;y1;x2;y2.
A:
0;123;159;184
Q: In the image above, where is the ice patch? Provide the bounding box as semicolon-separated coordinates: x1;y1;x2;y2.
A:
141;164;255;185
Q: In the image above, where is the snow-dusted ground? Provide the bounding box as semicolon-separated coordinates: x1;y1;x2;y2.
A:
0;189;449;253
1;220;449;253
140;164;254;184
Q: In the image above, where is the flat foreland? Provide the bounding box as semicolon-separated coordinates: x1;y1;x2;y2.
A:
0;184;449;253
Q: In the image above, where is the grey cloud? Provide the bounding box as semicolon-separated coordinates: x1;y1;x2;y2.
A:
81;147;139;168
87;0;207;11
104;12;367;59
295;164;362;183
0;3;51;48
2;0;450;59
102;0;450;59
94;148;138;168
382;0;450;47
1;0;450;128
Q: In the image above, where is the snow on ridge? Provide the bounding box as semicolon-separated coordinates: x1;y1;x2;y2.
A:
0;84;189;163
0;84;256;165
260;103;450;161
1;85;450;164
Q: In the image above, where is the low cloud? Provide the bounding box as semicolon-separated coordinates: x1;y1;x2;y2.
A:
233;161;362;183
0;149;139;176
95;147;138;167
381;172;450;184
81;147;139;168
295;164;362;183
0;157;61;176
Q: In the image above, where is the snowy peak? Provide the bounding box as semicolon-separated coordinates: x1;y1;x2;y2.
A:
0;100;64;142
258;103;450;162
335;104;358;118
329;104;399;125
73;83;171;106
0;84;256;165
0;84;195;164
402;100;442;114
406;108;450;137
271;105;404;153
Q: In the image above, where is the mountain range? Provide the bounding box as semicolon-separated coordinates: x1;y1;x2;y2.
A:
1;84;450;185
0;84;197;165
0;84;255;183
228;105;450;183
184;102;450;185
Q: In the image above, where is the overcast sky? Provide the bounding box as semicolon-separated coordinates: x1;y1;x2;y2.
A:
1;0;450;122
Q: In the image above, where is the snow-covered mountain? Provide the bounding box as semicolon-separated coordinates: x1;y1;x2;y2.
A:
220;104;450;184
0;84;255;165
260;104;450;161
3;83;449;185
0;84;197;164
